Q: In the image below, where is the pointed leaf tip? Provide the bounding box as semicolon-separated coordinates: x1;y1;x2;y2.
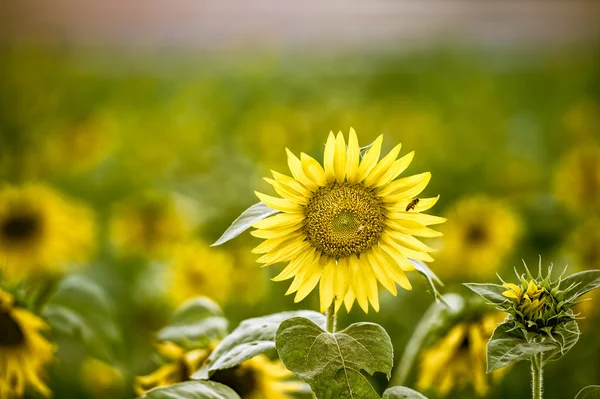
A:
212;202;279;246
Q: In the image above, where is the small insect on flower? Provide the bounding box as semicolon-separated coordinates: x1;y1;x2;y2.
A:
405;198;420;211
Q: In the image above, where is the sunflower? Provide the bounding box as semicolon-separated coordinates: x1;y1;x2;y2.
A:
561;218;600;271
80;357;124;398
0;184;96;280
0;288;56;398
251;129;444;313
135;342;301;399
554;145;600;214
110;193;195;259
435;196;520;281
417;312;506;397
167;240;234;305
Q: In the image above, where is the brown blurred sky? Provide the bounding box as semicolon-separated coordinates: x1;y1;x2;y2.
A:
1;1;600;49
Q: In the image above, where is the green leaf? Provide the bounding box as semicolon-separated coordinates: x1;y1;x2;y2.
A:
409;259;447;306
560;270;600;299
384;386;429;399
542;320;580;365
157;298;228;350
276;316;393;399
575;385;600;399
212;202;278;246
43;275;120;362
392;294;464;386
486;322;556;372
138;381;240;399
464;283;510;305
192;310;325;380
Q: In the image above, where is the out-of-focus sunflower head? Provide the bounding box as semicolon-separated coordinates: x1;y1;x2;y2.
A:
135;341;301;399
0;288;56;398
435;195;521;281
167;240;234;306
417;310;506;397
251;128;445;314
554;145;600;215
0;184;96;281
109;193;196;259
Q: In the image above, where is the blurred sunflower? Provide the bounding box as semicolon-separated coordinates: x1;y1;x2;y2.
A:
417;311;506;397
167;241;234;305
554;145;600;214
135;341;301;399
560;218;600;271
110;194;195;259
252;129;444;313
0;184;96;280
0;288;56;398
230;245;269;305
435;196;520;280
80;357;124;398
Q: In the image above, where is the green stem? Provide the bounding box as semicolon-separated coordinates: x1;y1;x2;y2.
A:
531;352;544;399
326;302;336;333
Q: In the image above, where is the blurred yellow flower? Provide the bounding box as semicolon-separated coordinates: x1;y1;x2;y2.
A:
554;146;600;214
0;184;96;280
110;194;195;259
80;357;124;398
135;342;301;399
436;196;521;280
561;219;600;270
417;312;505;397
252;129;444;314
0;289;56;398
168;241;234;305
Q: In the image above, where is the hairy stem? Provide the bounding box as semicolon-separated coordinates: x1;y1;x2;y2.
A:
531;352;544;399
326;302;336;333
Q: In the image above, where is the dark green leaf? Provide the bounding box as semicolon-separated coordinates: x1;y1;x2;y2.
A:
138;381;240;399
393;294;464;386
43;275;120;362
276;317;393;399
157;298;228;350
560;270;600;299
464;283;510;305
409;259;447;306
192;310;325;379
542;320;580;365
212;202;278;246
575;385;600;399
487;322;556;372
384;386;429;399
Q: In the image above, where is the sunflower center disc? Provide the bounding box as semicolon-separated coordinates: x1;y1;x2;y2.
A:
211;365;257;397
2;214;40;242
0;312;25;347
304;182;386;257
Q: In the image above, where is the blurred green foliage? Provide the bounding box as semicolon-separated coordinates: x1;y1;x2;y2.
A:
1;44;599;399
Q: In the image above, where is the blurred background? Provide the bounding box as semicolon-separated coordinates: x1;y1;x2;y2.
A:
1;1;599;398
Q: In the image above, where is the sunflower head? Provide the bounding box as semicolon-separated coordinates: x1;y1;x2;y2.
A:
0;184;96;280
417;312;506;397
554;145;600;214
0;288;56;398
252;129;445;314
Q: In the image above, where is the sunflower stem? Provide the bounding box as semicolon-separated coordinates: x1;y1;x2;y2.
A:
531;352;544;399
326;302;336;333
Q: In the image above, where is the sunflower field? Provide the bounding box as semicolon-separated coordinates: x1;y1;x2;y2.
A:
1;14;600;399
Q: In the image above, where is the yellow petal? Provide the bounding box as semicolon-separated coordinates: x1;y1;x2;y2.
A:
386;219;442;238
324;132;336;182
255;191;302;213
364;143;402;187
372;246;413;290
252;212;304;230
251;224;302;239
357;135;383;182
365;250;397;296
344;287;356;312
378;172;431;201
334;132;347;183
333;257;350;312
346;128;360;184
286;149;318;191
271;170;312;197
294;260;323;302
272;248;316;281
264;178;308;204
251;231;303;254
361;261;380;312
382;231;436;253
387;211;447;226
374;151;415;187
301;153;327;187
256;240;310;266
348;255;369;313
319;259;336;312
